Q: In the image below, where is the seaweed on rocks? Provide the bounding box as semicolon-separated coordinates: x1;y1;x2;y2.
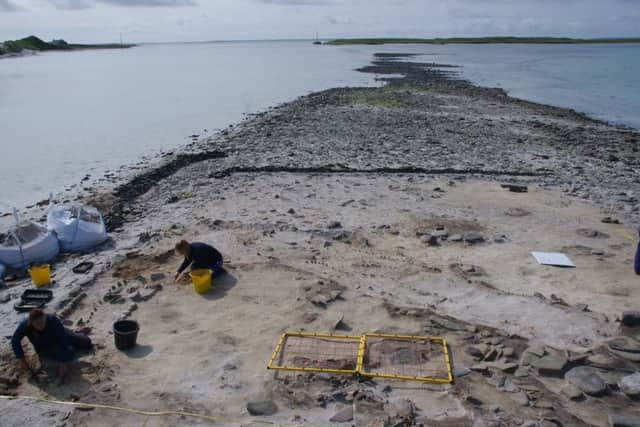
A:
114;151;227;202
217;165;550;178
356;61;459;85
96;150;226;231
373;53;421;59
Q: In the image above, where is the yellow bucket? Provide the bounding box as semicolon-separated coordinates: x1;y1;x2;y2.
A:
29;264;51;287
189;269;212;294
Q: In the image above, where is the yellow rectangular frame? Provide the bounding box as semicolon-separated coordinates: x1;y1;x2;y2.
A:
359;333;453;384
267;332;453;384
267;332;362;375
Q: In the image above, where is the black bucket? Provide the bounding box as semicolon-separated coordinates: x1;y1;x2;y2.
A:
113;320;139;350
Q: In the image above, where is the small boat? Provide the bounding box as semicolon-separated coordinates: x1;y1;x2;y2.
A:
313;32;321;45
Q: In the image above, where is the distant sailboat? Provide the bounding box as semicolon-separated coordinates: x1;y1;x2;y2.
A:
313;32;322;45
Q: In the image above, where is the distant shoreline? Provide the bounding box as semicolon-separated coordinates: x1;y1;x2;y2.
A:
326;36;640;45
0;35;134;59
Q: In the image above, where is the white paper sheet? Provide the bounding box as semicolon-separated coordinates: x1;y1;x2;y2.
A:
531;252;576;268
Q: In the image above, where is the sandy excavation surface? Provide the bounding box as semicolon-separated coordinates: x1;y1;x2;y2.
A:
1;54;639;426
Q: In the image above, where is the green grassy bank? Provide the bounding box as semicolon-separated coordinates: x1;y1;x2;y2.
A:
0;35;135;55
326;36;640;45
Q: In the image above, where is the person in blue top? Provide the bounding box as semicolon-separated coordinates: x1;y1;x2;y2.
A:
174;240;224;282
11;309;92;378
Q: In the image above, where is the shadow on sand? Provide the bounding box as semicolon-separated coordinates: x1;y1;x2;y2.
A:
123;344;153;359
201;270;237;301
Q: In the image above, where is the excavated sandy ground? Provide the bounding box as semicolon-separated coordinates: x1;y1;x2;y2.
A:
2;173;639;427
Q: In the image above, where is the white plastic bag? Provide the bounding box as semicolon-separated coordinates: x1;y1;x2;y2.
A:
0;221;60;269
47;205;108;252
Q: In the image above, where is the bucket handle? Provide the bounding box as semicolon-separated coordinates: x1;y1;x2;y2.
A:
47;192;54;213
69;205;82;249
12;208;20;225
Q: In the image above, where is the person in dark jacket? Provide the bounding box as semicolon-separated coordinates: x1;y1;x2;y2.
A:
174;240;224;282
635;228;640;275
11;309;92;378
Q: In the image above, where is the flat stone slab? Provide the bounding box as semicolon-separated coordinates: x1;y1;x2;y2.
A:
620;373;640;397
609;413;640;427
430;315;469;332
565;366;607;396
514;367;530;378
609;348;640;362
466;345;485;359
471;363;488;372
526;345;546;357
561;383;584;400
509;391;529;406
532;353;567;377
453;366;472;377
431;228;449;238
463;232;485;244
485;360;518;373
150;272;166;282
330;406;353;422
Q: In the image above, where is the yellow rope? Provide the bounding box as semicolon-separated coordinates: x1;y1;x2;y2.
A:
0;394;303;426
616;229;636;242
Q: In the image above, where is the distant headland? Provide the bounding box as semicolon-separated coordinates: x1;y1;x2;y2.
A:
325;36;640;45
0;35;135;57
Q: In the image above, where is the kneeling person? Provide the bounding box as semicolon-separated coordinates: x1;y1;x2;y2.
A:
11;309;92;378
174;240;224;283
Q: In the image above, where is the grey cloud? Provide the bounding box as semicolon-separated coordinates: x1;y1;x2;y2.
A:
97;0;196;6
49;0;92;10
256;0;332;5
0;0;21;11
47;0;196;9
448;7;492;19
327;15;352;25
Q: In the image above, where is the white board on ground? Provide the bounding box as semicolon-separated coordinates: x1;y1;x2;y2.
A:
531;252;576;268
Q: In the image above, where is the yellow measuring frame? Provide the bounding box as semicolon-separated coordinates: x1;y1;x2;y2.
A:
267;332;453;384
267;332;362;375
359;333;453;384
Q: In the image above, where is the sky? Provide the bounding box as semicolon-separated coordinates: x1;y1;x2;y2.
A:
0;0;638;43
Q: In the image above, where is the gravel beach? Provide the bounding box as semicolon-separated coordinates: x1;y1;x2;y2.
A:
1;53;639;427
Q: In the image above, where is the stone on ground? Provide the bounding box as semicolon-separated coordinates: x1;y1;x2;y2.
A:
485;360;518;373
463;232;485;244
246;400;278;416
329;406;353;423
609;413;640;427
532;352;567;376
561;383;584;400
565;366;608;396
150;272;166;282
619;373;640;397
509;391;529;406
